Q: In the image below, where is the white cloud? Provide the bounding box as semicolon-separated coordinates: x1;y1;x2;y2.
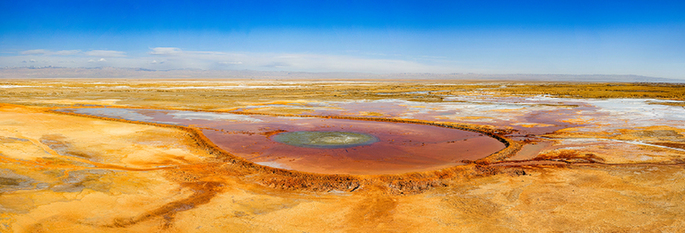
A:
85;50;126;57
149;47;183;56
52;50;81;55
21;49;50;55
19;49;81;56
218;61;242;65
88;58;107;63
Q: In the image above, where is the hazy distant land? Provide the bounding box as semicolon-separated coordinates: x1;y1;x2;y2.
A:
0;67;680;82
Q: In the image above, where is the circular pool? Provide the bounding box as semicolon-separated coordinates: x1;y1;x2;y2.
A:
272;131;379;148
58;107;507;175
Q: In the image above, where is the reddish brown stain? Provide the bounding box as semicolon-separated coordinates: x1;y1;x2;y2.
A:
107;181;223;229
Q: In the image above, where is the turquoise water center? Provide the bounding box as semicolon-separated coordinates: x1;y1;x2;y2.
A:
272;131;379;148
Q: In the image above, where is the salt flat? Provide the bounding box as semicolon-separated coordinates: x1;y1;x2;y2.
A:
0;80;684;232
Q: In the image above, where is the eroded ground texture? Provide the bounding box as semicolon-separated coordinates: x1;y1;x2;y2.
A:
1;80;685;232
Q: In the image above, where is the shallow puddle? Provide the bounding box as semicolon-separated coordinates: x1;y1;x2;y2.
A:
58;108;506;175
272;131;379;148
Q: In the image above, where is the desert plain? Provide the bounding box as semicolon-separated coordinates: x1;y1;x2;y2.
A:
1;79;685;232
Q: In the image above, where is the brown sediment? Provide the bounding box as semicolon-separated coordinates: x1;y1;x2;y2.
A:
105;181;224;229
651;142;685;150
534;149;605;163
259;129;288;137
506;141;554;161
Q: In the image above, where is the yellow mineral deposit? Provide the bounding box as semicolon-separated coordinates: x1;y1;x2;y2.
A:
1;80;684;232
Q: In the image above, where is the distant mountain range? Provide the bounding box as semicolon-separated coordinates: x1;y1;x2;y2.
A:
0;67;681;83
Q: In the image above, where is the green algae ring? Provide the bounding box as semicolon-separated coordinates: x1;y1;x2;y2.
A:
272;131;379;148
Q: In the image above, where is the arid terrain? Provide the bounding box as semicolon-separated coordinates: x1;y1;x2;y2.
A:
1;79;685;232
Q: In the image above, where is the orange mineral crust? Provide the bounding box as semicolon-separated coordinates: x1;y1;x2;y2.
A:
2;80;685;232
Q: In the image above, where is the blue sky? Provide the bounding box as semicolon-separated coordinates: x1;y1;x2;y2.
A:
1;0;684;79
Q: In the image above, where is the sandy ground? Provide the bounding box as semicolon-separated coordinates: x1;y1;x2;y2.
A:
1;80;685;232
